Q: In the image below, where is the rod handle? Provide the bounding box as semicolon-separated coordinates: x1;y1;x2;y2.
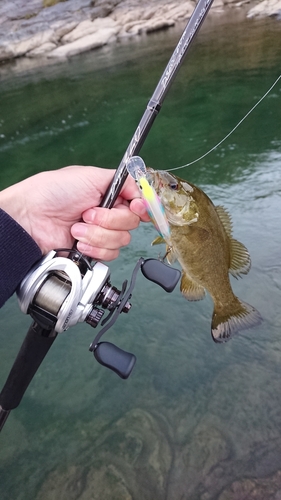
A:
0;322;57;411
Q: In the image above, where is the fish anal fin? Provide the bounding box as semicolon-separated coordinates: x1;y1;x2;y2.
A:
229;238;251;278
215;205;232;237
211;299;262;343
180;272;205;301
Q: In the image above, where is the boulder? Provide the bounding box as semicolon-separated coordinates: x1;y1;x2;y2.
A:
51;21;79;40
28;41;57;57
247;0;281;17
48;26;118;58
0;29;55;61
61;17;118;43
0;0;280;65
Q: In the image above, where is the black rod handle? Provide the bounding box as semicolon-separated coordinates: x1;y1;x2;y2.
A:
0;321;57;413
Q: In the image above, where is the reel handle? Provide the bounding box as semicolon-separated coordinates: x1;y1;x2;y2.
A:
93;342;136;379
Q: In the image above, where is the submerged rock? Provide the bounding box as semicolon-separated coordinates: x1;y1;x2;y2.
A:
218;470;281;500
35;408;173;500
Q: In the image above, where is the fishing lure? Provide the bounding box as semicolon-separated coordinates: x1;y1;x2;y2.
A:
126;156;171;243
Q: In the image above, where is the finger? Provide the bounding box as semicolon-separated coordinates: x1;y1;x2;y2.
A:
120;175;142;201
76;241;120;261
82;205;141;231
129;198;150;222
71;223;131;250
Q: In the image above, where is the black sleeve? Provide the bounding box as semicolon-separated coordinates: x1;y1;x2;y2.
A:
0;209;42;308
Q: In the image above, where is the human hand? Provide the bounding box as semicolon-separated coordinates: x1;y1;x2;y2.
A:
0;166;150;261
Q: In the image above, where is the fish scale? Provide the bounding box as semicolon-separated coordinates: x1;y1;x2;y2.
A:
149;168;262;343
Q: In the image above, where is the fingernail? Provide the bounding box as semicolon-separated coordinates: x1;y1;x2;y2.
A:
137;200;148;215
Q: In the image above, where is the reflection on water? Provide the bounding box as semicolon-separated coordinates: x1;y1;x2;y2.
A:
0;9;281;500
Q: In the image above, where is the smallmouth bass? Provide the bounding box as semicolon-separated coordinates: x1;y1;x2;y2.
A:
148;169;262;343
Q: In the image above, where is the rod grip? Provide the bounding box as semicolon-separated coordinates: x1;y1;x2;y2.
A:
0;322;57;411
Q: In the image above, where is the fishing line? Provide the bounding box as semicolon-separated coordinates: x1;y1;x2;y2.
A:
58;74;281;273
166;74;281;173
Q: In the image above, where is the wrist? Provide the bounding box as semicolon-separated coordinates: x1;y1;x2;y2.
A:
0;182;31;236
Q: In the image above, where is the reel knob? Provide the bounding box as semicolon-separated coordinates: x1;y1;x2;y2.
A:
93;342;136;379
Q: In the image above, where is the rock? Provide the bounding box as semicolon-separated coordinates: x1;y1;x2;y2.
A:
52;20;79;39
28;41;57;57
0;0;42;21
0;29;55;61
61;17;118;43
123;18;175;35
48;26;118;58
91;3;117;19
35;465;86;500
0;42;15;61
218;470;281;500
0;0;279;66
167;2;195;20
35;408;173;500
114;1;194;36
247;0;281;18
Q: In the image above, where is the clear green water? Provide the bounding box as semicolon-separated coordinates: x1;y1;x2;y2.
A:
0;10;281;500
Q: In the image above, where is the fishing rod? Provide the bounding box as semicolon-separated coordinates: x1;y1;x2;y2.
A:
101;0;214;208
0;0;214;431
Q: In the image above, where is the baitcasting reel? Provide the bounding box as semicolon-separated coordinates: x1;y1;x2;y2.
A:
17;249;181;379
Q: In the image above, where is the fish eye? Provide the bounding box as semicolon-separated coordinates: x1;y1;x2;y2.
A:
169;182;178;190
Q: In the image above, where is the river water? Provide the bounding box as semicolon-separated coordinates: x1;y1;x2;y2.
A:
0;8;281;500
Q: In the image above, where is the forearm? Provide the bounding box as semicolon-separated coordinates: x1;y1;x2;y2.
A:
0;209;42;307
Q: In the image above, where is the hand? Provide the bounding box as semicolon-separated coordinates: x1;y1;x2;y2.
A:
0;166;150;261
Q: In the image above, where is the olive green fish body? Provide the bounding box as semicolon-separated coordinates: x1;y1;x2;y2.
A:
149;169;262;342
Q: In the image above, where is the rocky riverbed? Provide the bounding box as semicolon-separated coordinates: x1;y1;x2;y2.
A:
0;0;280;69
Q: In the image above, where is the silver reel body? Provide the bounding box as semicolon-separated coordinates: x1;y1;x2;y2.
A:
17;250;126;333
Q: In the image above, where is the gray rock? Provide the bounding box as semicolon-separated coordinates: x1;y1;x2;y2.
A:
247;0;281;18
0;0;279;66
48;26;118;58
61;17;118;43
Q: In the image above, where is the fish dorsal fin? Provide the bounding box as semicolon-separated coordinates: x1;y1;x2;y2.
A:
229;238;251;278
215;205;251;278
215;205;232;237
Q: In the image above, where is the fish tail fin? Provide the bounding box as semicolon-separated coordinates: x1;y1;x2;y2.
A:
211;298;262;343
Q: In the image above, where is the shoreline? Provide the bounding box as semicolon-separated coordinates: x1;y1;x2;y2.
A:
0;0;280;78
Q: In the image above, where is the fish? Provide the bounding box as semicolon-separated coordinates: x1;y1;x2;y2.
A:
147;169;262;343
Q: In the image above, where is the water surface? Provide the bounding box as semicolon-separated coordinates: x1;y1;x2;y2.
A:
0;9;281;500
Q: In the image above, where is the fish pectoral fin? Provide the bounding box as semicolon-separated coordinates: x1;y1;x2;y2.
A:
180;272;205;301
229;238;251;278
151;236;165;246
211;299;262;343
